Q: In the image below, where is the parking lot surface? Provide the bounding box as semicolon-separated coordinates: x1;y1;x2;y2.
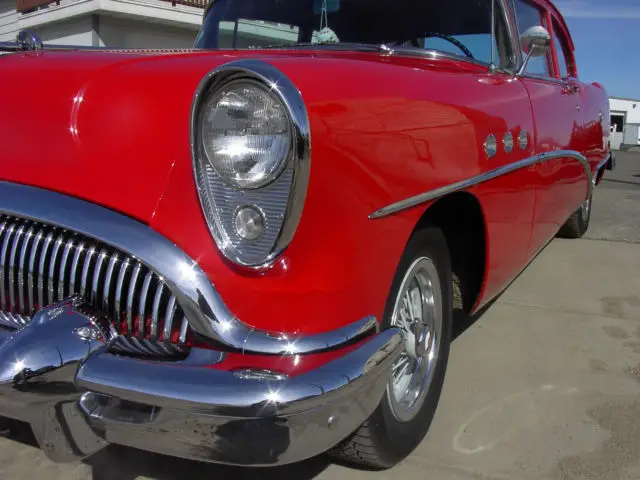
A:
1;152;639;480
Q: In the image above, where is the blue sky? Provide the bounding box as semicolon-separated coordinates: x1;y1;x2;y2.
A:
554;0;640;99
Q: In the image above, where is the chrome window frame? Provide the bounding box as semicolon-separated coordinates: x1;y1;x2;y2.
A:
508;0;557;81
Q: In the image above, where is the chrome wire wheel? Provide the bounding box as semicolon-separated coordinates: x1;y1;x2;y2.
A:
386;256;442;423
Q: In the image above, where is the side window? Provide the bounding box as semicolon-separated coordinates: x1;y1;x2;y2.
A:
552;18;573;79
513;0;552;77
422;4;515;69
419;0;517;69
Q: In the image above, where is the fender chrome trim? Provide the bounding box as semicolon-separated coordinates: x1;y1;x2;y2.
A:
369;150;592;219
0;181;376;355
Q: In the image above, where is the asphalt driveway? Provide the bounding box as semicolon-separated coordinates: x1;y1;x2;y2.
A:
1;152;639;480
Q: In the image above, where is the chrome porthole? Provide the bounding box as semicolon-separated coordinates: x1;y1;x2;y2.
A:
503;132;514;154
386;256;442;423
518;130;529;150
484;134;498;158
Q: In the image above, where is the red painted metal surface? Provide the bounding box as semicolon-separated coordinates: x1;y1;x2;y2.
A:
0;17;609;338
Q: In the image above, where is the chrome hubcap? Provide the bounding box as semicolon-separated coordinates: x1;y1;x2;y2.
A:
581;196;591;222
386;257;442;423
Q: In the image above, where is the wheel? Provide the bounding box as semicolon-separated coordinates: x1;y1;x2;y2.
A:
330;227;453;469
557;192;592;239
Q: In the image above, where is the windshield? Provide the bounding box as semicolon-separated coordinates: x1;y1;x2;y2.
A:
194;0;516;68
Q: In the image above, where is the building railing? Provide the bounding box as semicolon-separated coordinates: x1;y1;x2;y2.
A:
16;0;55;13
16;0;207;13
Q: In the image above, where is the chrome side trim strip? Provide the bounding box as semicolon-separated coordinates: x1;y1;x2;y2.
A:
0;182;377;355
369;150;591;220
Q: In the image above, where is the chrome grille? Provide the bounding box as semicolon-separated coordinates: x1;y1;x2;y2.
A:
0;215;193;356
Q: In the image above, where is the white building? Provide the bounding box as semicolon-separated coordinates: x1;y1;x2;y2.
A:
0;0;307;51
0;0;204;49
610;96;640;150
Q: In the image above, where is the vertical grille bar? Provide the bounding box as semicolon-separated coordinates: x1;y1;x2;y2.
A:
179;315;189;344
114;259;129;329
38;232;55;309
0;223;17;310
8;223;27;311
58;238;75;301
18;226;34;314
150;283;163;341
69;241;84;294
91;250;108;305
127;263;142;334
0;222;6;311
137;271;153;338
27;229;44;314
80;246;96;298
163;296;176;342
102;253;118;316
47;235;65;304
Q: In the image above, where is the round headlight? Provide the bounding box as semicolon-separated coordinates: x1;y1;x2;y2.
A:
200;80;291;189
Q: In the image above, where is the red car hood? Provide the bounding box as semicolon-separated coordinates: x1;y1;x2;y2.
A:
0;47;468;224
0;49;222;223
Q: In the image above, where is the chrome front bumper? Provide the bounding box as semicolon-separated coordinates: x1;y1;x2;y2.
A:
0;297;402;466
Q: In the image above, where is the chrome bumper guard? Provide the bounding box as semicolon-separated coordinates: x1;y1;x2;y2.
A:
0;297;402;466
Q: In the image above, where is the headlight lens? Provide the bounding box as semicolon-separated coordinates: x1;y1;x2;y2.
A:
200;80;291;189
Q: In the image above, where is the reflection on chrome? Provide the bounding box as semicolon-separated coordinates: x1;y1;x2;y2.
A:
0;295;403;465
0;181;375;355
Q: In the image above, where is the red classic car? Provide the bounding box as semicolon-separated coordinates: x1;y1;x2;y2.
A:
0;0;614;471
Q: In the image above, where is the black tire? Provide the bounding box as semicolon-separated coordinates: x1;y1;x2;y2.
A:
557;192;592;239
330;226;453;469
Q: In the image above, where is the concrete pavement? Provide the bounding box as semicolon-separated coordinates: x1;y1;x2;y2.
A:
1;153;639;480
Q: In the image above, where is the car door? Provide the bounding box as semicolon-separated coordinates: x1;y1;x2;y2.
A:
511;0;586;258
555;12;607;176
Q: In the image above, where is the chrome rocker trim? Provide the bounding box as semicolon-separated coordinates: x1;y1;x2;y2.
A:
0;299;403;465
0;181;376;354
369;150;593;219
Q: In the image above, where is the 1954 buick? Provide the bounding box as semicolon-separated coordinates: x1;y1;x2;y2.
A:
0;0;614;470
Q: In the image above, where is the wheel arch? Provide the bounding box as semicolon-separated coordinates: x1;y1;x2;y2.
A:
413;191;487;313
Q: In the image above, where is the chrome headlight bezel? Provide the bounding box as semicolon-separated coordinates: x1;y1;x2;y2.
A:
190;60;311;268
